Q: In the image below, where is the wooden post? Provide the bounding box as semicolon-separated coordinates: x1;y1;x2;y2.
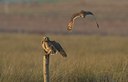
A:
43;55;50;82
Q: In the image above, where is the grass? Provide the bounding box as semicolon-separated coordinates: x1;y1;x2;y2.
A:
0;33;128;82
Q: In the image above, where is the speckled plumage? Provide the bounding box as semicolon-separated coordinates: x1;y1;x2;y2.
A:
42;36;67;57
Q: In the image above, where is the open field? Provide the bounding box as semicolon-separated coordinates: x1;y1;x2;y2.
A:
0;33;128;82
0;0;128;82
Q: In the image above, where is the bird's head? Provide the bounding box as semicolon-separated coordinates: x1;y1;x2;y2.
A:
43;36;50;41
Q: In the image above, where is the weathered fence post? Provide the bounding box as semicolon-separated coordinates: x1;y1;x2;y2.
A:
43;55;50;82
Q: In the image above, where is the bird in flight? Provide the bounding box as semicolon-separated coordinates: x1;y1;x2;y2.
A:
42;36;67;57
67;10;99;31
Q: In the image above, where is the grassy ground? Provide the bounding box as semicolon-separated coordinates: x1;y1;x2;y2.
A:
0;33;128;82
0;0;128;82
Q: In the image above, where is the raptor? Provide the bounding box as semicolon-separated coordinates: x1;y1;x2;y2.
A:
67;10;99;31
42;36;67;57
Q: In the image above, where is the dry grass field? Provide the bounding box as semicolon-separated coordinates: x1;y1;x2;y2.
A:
0;0;128;82
0;33;128;82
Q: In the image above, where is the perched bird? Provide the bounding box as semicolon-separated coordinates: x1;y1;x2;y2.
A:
42;36;67;57
67;10;99;31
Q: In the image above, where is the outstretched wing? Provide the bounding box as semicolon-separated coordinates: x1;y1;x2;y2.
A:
51;41;67;57
71;12;82;21
83;11;99;28
67;10;99;31
67;12;83;31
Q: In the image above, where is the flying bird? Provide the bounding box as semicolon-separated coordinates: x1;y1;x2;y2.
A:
42;36;67;57
67;10;99;31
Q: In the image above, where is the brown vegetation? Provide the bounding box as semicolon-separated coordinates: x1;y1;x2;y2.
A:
0;34;128;82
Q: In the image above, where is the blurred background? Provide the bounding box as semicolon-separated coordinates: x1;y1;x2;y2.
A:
0;0;128;35
0;0;128;82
